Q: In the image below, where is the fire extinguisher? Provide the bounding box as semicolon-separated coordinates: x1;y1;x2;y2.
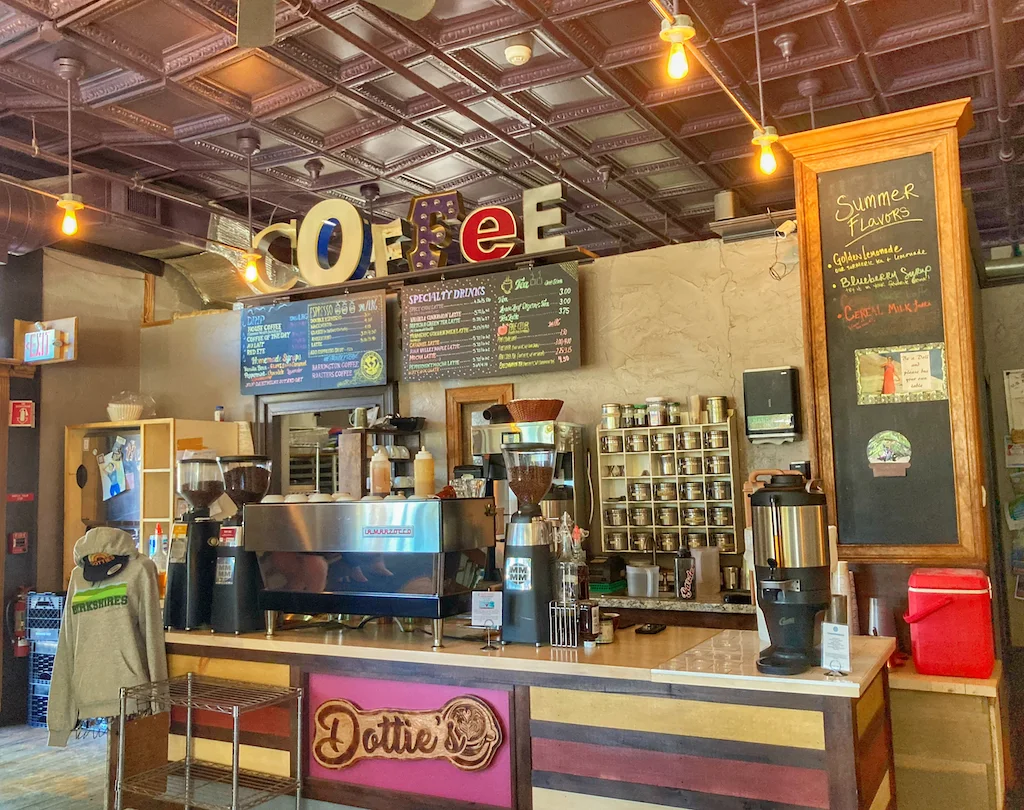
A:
5;587;30;658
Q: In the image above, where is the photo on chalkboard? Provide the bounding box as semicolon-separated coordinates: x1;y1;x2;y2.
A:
854;342;947;405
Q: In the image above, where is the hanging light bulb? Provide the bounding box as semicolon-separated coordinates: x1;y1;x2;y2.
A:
752;126;779;175
242;252;260;283
56;193;83;236
659;14;695;81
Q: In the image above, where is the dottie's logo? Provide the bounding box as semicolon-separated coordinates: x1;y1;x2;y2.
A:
312;696;502;771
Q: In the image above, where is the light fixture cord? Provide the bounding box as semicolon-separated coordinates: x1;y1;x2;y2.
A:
752;2;765;129
66;78;73;194
809;94;816;130
247;152;253;241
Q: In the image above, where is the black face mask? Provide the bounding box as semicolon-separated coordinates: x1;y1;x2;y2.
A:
80;554;131;583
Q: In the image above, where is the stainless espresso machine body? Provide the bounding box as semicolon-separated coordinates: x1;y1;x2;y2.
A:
472;421;590;537
750;473;831;676
242;498;496;646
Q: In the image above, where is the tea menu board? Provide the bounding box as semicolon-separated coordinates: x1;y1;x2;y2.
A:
401;262;581;382
241;290;387;394
818;152;957;546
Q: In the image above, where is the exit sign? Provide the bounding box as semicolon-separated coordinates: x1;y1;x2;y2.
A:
24;329;58;362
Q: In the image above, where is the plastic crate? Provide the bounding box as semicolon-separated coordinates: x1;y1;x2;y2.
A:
26;592;64;635
29;642;57;684
28;681;49;728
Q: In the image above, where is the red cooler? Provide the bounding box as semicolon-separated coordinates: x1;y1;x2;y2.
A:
905;568;994;679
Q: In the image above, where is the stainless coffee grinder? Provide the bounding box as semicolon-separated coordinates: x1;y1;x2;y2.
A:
501;442;556;646
750;473;831;675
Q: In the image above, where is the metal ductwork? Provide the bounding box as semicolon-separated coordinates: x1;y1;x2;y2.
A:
0;182;63;261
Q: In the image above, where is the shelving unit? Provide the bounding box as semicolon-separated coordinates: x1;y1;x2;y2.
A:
115;674;303;810
596;411;744;572
336;427;422;496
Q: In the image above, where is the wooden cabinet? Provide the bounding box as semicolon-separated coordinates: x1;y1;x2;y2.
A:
63;418;238;581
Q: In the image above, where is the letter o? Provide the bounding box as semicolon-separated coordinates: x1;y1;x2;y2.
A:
297;199;370;286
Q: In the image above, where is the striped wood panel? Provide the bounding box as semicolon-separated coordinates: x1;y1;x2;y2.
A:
533;786;685;810
167;734;291;777
166;654;290;685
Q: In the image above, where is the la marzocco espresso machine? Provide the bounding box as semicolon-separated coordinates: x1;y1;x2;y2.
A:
751;473;831;675
165;458;223;631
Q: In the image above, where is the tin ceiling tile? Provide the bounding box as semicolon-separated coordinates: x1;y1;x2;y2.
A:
286;98;373;135
117;88;217;126
99;0;218;57
203;54;304;100
613;142;679;168
528;76;608;108
429;0;503;21
403;153;478;185
568;111;645;143
300;14;394;63
347;128;434;165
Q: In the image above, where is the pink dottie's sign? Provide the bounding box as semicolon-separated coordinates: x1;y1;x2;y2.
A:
307;673;512;807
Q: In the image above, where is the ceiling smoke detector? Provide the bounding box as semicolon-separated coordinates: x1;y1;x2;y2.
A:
505;33;533;66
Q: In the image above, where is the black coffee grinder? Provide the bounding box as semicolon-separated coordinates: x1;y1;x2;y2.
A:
164;458;224;631
750;473;831;675
210;455;272;634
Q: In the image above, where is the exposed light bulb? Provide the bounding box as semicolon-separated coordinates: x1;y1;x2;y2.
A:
243;260;258;283
61;208;78;236
759;141;777;175
667;41;689;80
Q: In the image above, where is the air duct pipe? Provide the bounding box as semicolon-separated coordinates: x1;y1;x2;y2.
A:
0;182;61;262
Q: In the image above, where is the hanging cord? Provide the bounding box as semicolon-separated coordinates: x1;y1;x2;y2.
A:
765;207;793;281
30;116;38;157
246;152;253;240
809;93;817;130
66;78;73;194
753;2;765;128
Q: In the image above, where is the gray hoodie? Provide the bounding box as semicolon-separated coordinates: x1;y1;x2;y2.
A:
47;527;167;747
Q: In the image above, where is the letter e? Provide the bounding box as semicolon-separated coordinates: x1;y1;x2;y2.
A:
523;182;567;254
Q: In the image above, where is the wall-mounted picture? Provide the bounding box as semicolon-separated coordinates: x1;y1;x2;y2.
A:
855;342;947;405
866;430;912;478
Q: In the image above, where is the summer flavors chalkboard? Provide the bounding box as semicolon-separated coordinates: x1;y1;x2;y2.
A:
241;290;387;394
401;262;580;382
818;152;957;546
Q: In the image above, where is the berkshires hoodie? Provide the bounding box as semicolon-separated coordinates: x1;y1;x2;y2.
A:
47;527;168;747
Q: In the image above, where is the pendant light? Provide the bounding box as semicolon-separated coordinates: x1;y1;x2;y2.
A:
53;57;84;236
745;1;778;175
238;131;262;283
659;8;695;80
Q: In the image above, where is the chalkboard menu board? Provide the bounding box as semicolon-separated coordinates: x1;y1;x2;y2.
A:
241;290;387;394
401;262;581;382
818;153;956;545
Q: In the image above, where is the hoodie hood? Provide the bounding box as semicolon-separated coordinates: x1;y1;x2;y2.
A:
74;527;140;563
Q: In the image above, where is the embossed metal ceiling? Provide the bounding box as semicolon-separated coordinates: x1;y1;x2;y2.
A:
0;0;1020;255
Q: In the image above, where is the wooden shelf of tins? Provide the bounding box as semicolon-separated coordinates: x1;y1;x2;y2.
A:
596;412;744;567
63;419;239;582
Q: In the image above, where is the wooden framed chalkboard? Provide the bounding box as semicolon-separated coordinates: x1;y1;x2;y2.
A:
782;99;989;564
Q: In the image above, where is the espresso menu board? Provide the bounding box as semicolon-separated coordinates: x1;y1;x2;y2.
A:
241;290;387;394
818;152;957;545
401;262;581;382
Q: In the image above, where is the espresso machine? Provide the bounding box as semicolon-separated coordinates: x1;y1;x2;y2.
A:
501;442;557;646
165;458;223;631
211;455;271;634
750;473;831;675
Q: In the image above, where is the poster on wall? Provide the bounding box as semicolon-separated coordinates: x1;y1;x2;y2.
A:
1005;369;1024;438
854;343;947;405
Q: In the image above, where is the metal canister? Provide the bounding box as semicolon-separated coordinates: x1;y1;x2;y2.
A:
633;531;654;551
680;456;703;476
707;396;728;424
606;531;627;550
627;433;649;453
659;454;676;475
683;481;704;500
604;507;628;526
707;455;730;475
668;402;682;425
678;431;701;450
656;482;677;502
708;480;731;500
630;506;653;526
685;532;706;547
602;434;624;453
657;505;679;526
723;566;741;590
653;432;674;451
682;507;706;526
710;506;733;526
658;531;680;552
713;532;736;553
601;403;622;430
705;430;728;449
629;482;652;502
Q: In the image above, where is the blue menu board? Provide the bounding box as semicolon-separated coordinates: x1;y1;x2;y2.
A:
241;290;387;394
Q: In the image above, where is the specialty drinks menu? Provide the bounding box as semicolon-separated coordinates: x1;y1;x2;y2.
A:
401;262;581;382
241;290;387;394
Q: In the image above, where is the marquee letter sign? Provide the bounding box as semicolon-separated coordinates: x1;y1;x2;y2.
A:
406;191;465;272
312;696;503;771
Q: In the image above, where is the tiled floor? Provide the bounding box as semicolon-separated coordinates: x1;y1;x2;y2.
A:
0;725;107;809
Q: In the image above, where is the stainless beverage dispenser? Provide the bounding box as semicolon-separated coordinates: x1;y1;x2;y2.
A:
751;473;831;675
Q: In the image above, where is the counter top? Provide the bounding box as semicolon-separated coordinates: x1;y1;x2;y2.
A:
595;592;756;614
652;630;896;698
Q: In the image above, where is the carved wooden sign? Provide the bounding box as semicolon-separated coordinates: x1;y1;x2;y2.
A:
312;696;503;772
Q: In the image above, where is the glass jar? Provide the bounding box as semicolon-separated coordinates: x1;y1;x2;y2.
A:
647;397;668;427
682;506;706;526
708;480;731;500
602;434;624;453
629;482;652;502
630;507;653;526
655;481;677;501
627;433;649;453
668;402;682;425
633;404;648;426
657;505;679;526
622;404;634;428
601;403;622;430
678;431;701;450
653;432;674;451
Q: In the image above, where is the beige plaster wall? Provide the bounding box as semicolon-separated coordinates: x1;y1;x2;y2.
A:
400;236;812;491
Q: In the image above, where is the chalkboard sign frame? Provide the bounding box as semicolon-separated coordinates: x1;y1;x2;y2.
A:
782;98;988;565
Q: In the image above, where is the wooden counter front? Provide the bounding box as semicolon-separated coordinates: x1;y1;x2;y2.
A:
112;626;897;810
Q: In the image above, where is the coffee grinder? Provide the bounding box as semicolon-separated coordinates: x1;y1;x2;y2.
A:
750;473;831;675
164;458;224;631
210;455;272;634
501;442;557;646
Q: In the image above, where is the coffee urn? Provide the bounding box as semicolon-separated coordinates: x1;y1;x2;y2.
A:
750;473;830;675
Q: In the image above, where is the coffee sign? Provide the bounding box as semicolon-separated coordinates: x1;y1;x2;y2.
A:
243;182;568;295
312;696;503;772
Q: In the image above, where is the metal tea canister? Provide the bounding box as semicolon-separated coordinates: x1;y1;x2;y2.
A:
705;430;728;449
630;507;653;526
602;434;624;453
707;455;730;475
655;481;677;502
653;432;675;451
678;430;701;450
680;456;703;476
629;482;652;502
659;454;676;476
706;396;727;424
708;480;731;501
601;403;622;430
682;506;706;526
710;506;733;526
657;506;679;526
683;481;704;500
627;433;649;453
605;507;628;527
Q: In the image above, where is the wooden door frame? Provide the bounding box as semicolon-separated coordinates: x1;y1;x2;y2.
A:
445;384;514;481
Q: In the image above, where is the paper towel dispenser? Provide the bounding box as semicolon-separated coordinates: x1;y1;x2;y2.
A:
743;366;800;444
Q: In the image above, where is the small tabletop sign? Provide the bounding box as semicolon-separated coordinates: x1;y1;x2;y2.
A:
471;591;502;628
821;621;852;674
9;400;34;428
